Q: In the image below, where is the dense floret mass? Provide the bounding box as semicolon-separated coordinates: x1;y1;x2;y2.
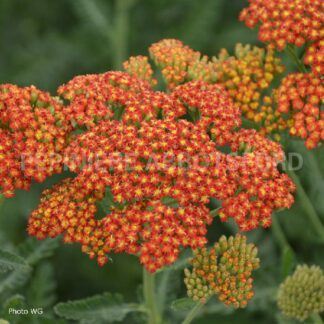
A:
239;0;323;51
27;77;295;270
274;73;324;149
277;265;324;321
0;84;71;197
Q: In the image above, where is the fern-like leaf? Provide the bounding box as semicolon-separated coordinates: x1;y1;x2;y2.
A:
0;250;28;273
26;262;56;310
0;267;31;299
55;292;146;324
18;237;60;266
0;238;59;300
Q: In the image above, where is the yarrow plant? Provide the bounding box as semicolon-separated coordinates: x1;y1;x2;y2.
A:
0;1;323;323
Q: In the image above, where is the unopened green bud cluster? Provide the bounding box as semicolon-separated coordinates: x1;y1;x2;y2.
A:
277;264;324;321
184;234;260;308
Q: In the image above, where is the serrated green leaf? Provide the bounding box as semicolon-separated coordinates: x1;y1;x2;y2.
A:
156;249;192;313
18;237;60;266
0;267;31;299
26;262;56;310
171;298;196;311
0;249;28;273
54;292;146;324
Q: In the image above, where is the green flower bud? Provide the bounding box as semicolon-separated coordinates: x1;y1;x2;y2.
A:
184;234;260;307
277;264;324;321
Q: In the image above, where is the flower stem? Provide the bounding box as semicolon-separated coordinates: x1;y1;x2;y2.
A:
111;0;134;69
311;313;324;324
181;302;204;324
285;45;307;73
143;269;161;324
284;161;324;240
271;216;291;251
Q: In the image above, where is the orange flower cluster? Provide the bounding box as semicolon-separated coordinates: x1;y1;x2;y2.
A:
148;40;284;131
149;39;200;89
184;234;260;307
27;75;295;270
274;73;323;149
62;82;294;233
304;40;324;76
58;71;185;127
27;176;213;272
0;84;71;197
123;55;157;87
218;128;295;231
29;119;217;272
239;1;323;148
239;0;323;51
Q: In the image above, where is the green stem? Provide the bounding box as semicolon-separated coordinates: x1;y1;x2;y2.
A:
143;269;161;324
271;217;291;251
0;194;4;216
285;45;307;73
181;302;204;324
112;0;134;69
284;161;324;240
310;313;324;324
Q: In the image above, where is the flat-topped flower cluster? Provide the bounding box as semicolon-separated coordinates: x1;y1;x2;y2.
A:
23;68;295;272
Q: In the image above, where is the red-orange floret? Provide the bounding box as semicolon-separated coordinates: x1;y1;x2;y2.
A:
0;84;71;197
240;0;323;51
274;73;323;149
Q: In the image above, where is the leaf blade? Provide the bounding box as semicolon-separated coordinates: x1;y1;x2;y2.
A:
0;249;28;273
54;292;146;324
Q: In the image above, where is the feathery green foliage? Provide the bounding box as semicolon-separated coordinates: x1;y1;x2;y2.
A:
55;292;146;323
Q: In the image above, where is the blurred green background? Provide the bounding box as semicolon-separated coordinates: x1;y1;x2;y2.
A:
0;0;323;323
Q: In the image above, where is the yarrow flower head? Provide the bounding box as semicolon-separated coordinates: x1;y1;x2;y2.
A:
239;0;323;51
277;264;324;321
217;128;295;231
0;84;71;197
27;71;296;270
274;73;323;149
184;234;260;307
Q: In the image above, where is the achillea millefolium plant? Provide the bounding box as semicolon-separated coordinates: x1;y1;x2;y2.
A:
0;0;323;323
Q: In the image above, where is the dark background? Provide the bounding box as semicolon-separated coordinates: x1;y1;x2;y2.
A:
0;0;323;323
